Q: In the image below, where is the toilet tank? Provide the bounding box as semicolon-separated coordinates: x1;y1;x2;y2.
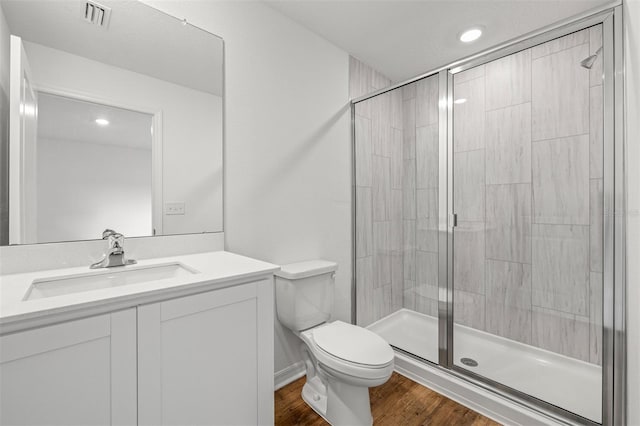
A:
275;260;338;332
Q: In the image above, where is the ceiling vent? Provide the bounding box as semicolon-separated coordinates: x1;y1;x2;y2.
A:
83;1;111;28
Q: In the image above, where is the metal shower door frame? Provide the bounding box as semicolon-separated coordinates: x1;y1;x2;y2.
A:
350;3;625;425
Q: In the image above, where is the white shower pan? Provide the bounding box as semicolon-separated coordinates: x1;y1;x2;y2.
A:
368;308;601;423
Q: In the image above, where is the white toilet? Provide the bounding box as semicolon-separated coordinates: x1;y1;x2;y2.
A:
275;260;394;426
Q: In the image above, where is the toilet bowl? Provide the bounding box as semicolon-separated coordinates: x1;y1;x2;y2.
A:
275;260;394;426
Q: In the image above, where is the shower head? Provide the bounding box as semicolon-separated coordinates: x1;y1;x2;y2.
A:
581;47;603;69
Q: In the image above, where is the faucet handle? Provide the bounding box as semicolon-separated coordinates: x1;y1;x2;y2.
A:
102;229;117;239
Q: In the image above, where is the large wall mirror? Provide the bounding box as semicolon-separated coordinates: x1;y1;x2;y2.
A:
0;0;224;245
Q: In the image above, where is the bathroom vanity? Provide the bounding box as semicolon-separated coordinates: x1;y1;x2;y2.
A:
0;251;278;426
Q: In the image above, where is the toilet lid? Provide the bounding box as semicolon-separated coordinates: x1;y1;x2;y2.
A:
312;321;394;366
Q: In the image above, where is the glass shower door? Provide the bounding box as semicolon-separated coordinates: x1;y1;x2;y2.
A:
451;26;604;423
352;63;441;364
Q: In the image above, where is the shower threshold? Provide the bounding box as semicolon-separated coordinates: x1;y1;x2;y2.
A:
368;308;601;423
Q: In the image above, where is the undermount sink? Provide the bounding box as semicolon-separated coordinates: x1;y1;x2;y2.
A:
23;263;198;301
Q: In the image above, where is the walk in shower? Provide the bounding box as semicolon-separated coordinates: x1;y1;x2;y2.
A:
351;7;624;426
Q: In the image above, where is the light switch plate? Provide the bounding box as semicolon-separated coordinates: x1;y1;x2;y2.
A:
165;202;185;215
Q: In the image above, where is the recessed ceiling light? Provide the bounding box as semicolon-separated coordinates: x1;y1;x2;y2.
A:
459;27;483;43
95;118;109;126
454;98;467;104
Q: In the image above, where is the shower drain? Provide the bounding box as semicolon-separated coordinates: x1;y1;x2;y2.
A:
460;357;478;367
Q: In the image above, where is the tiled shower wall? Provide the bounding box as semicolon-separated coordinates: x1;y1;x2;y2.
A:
352;25;603;365
351;57;402;327
351;57;440;327
452;26;604;364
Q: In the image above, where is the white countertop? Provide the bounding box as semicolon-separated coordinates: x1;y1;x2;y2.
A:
0;251;279;334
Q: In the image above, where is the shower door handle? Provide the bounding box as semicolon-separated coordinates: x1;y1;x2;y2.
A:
450;213;458;228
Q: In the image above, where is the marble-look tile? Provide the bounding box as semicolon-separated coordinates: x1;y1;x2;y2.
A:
355;187;373;258
402;82;417;100
403;288;416;311
404;248;416;282
391;128;403;189
402;159;416;220
590;179;603;273
454;76;485;152
373;221;391;288
590;272;603;365
589;24;603;87
391;252;404;311
374;284;392;321
454;221;485;294
532;43;589;141
391;88;403;130
354;115;372;187
532;224;590;316
354;100;371;120
372;93;392;157
372;155;391;221
454;290;485;331
532;306;590;362
485;260;532;344
485;49;532;110
485;103;532;185
417;188;438;221
416;187;438;255
590;85;603;179
416;75;439;127
414;283;439;317
403;220;416;251
454;149;485;222
531;28;589;59
349;56;372;99
453;65;485;84
486;183;532;263
416;250;438;288
390;189;403;222
416;125;439;189
417;218;438;253
532;135;589;225
403;98;416;159
415;293;439;318
391;191;403;252
356;256;374;326
372;70;391;90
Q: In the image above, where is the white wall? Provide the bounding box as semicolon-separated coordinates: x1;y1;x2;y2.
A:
37;138;152;243
624;1;640;424
0;4;10;245
22;41;223;237
143;1;352;376
0;5;9;93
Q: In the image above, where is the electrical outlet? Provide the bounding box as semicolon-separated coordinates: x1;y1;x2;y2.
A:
165;202;185;215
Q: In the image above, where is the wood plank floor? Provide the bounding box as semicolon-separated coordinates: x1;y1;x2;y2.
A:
275;372;501;426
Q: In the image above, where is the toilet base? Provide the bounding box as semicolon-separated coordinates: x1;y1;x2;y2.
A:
301;375;328;421
301;373;374;426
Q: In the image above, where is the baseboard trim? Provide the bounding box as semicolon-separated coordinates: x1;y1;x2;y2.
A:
394;353;576;426
274;361;306;391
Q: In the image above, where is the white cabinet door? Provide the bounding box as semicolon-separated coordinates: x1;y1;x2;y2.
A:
0;309;137;426
138;279;274;426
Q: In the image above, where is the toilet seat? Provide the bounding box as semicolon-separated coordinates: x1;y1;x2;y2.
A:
301;321;394;381
314;321;394;366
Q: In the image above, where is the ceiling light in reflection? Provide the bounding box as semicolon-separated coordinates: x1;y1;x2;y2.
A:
459;27;483;43
454;98;467;104
95;118;109;126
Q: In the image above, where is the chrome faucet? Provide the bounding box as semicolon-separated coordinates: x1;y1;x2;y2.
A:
90;229;137;269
